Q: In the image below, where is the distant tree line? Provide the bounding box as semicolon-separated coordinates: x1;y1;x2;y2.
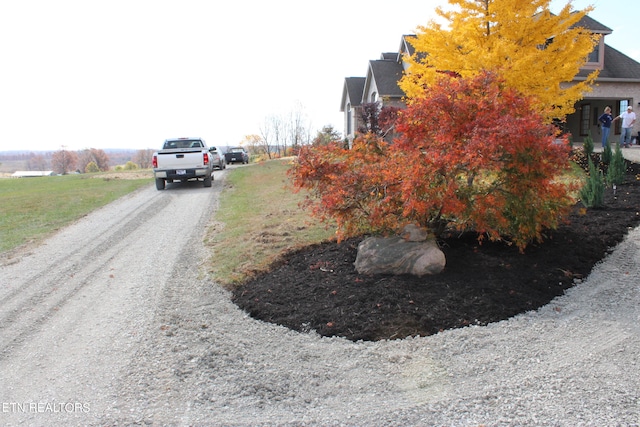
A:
1;148;156;174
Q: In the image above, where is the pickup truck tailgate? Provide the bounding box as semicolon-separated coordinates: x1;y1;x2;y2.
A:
156;149;206;169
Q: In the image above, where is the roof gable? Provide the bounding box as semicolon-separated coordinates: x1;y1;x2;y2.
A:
364;59;405;101
572;13;613;34
340;77;366;112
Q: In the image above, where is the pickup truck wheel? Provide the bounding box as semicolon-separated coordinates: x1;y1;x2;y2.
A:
203;174;212;187
155;178;166;190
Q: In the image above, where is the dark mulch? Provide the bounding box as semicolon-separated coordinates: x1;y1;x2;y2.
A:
232;155;640;342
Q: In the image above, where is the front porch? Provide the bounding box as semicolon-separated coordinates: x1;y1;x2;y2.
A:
565;95;638;146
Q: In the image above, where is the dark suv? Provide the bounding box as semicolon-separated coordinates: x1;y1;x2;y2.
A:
224;147;249;164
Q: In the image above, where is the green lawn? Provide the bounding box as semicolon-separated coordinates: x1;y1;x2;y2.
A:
0;173;151;253
206;159;334;287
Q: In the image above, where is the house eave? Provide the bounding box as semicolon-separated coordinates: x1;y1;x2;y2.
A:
573;77;640;83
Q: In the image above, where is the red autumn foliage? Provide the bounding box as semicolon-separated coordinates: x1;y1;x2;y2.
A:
358;102;401;138
289;71;575;250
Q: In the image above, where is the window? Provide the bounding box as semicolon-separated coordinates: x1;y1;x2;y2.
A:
370;92;377;103
347;103;352;135
580;103;591;136
620;99;629;111
587;43;599;63
583;39;604;69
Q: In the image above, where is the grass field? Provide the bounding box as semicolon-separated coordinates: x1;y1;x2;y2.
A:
206;159;334;287
0;172;152;253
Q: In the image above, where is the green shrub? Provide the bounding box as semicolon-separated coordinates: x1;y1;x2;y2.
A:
85;161;100;173
124;161;139;170
583;133;594;159
580;158;605;208
606;143;626;186
601;143;612;164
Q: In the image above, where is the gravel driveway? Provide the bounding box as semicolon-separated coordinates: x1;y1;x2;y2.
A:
1;169;639;426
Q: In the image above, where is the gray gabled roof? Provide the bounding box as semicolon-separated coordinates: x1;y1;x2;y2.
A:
572;13;613;34
577;44;640;80
366;59;405;100
340;77;366;112
400;34;417;57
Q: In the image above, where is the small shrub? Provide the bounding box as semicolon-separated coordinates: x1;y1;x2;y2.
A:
583;133;594;159
580;158;605;208
606;144;626;186
124;161;139;170
85;161;100;173
601;143;612;164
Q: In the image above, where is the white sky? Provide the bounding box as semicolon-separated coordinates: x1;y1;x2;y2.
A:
0;0;638;152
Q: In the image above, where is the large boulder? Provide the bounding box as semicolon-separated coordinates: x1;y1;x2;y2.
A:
354;227;446;277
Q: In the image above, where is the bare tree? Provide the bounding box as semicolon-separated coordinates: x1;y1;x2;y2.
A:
262;114;286;157
77;148;110;172
133;149;155;169
27;153;49;171
286;102;313;154
272;114;285;157
258;120;274;160
258;103;314;157
51;148;79;174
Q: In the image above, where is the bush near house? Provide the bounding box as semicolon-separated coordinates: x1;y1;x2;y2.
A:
290;72;575;251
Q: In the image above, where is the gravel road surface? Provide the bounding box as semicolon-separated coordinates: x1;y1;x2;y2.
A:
1;168;639;426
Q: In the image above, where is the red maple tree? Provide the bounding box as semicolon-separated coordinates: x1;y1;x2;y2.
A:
290;71;575;250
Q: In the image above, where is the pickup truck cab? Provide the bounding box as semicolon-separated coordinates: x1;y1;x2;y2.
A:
152;137;215;190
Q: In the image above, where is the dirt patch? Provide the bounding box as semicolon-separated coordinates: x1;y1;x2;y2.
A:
92;171;153;180
232;157;640;342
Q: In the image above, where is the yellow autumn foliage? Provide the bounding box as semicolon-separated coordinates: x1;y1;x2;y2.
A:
400;0;600;122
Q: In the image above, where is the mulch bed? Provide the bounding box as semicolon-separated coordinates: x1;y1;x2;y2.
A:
232;154;640;341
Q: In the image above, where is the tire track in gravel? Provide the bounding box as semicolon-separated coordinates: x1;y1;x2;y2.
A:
0;196;172;356
0;176;224;426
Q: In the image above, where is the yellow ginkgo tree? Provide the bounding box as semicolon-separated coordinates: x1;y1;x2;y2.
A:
400;0;600;122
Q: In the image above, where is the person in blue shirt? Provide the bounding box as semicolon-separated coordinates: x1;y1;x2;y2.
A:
598;106;613;148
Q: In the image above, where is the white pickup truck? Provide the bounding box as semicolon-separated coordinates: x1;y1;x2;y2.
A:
152;137;217;190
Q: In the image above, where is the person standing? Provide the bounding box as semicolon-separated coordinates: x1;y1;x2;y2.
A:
598;106;614;148
614;106;637;148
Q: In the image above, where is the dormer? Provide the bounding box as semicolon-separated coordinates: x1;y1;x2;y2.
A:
573;14;613;71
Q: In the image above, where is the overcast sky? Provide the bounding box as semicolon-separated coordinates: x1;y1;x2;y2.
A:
1;0;638;152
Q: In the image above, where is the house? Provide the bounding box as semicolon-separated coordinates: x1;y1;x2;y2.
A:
340;15;640;145
11;171;55;178
340;77;365;144
568;15;640;143
341;39;417;145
